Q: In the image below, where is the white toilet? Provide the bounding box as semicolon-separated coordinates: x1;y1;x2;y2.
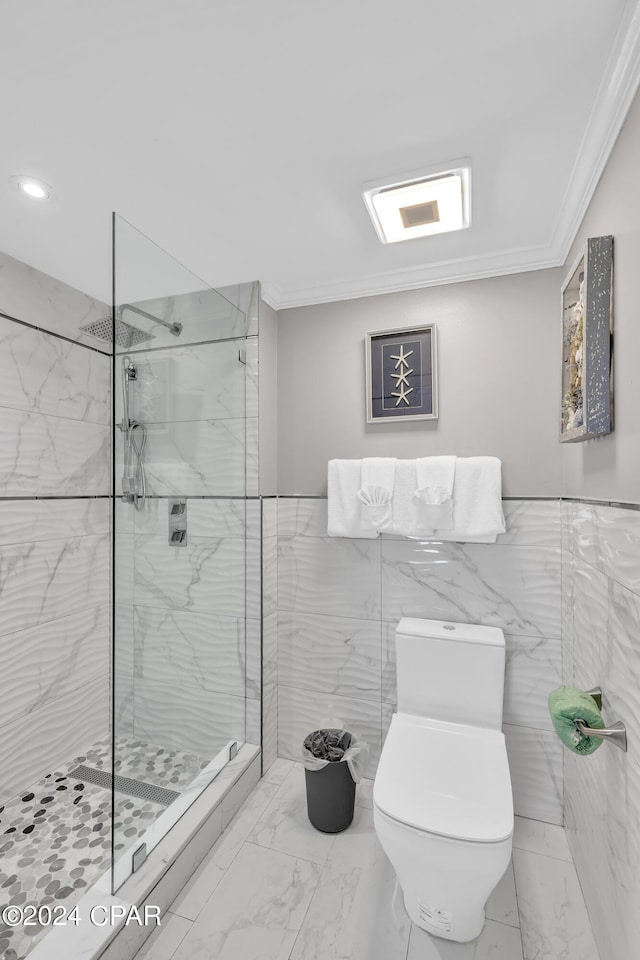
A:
373;617;513;943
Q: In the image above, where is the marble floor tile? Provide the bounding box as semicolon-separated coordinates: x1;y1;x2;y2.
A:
485;860;519;928
261;756;295;785
248;765;337;864
356;776;374;808
513;847;600;960
126;745;603;960
407;919;524;960
290;806;411;960
171;842;322;960
513;816;572;862
171;779;279;921
171;783;276;920
134;911;192;960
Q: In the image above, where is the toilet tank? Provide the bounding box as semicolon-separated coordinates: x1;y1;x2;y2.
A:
395;617;505;730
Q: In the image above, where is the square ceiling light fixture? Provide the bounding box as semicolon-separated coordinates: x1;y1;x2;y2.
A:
362;161;471;244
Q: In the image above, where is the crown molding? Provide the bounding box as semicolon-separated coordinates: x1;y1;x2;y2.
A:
261;245;559;311
262;1;640;314
551;0;640;263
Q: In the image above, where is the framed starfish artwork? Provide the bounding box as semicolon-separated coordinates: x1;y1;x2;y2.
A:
365;324;438;422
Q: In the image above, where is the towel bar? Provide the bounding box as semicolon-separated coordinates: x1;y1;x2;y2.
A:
574;718;627;752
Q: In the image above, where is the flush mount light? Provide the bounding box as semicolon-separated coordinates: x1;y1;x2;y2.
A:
12;175;52;200
362;161;471;243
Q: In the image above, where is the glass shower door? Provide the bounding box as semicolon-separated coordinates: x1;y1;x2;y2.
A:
111;215;249;890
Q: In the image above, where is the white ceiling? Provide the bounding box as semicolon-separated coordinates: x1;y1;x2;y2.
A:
1;0;639;310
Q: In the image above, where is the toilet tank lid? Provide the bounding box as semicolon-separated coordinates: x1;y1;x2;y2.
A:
396;618;505;647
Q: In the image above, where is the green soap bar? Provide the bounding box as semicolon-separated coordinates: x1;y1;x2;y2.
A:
548;686;605;755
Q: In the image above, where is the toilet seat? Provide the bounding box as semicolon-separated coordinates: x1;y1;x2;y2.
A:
374;712;513;844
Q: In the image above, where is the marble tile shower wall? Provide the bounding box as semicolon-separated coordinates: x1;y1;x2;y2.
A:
276;498;564;823
562;501;640;960
114;335;260;759
0;306;110;807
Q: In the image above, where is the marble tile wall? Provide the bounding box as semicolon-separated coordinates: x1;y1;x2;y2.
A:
113;327;259;761
115;498;256;759
275;497;564;818
0;269;111;806
0;315;110;495
562;500;640;960
0;250;109;350
115;337;258;498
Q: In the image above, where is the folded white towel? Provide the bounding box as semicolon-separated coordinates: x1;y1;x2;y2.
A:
357;458;396;534
390;456;505;542
413;456;456;532
443;456;505;542
328;460;378;538
390;460;420;537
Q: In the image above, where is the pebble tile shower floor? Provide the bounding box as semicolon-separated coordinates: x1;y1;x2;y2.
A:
0;738;208;960
135;759;601;960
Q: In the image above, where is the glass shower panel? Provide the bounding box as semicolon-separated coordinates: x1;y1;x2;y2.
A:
111;215;248;891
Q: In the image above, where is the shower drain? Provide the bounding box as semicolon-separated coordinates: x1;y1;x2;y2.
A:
69;765;180;806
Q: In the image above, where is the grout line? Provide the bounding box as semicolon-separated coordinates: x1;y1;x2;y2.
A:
0;309;110;355
288;853;331;959
0;400;110;428
243;838;331;869
512;845;575;866
570;550;640;603
0;494;110;501
0;601;110;644
512;845;574;865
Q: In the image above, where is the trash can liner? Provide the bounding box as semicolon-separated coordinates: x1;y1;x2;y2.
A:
302;728;369;783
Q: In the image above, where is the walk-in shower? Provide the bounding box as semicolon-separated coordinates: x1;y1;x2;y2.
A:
110;214;252;893
0;215;257;960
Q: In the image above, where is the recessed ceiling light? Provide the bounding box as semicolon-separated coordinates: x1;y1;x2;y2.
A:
13;175;52;200
362;162;471;243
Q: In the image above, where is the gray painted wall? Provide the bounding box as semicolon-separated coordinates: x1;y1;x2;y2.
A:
562;86;640;504
277;269;562;496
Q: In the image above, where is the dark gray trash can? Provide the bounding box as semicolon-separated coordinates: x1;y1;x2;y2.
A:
303;728;356;833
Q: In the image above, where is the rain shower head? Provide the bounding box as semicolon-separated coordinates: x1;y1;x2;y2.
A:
80;302;183;348
81;316;156;348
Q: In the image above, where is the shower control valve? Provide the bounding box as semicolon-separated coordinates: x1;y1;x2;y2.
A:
168;498;187;547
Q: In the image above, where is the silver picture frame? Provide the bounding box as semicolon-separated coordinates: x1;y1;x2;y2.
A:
560;235;613;443
365;323;438;423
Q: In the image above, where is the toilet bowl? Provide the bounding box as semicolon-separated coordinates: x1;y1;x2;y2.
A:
373;618;513;943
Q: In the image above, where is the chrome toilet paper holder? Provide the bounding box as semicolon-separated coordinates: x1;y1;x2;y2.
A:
575;687;627;752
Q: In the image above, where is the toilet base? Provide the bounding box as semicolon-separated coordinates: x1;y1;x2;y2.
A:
374;806;512;944
403;890;485;943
